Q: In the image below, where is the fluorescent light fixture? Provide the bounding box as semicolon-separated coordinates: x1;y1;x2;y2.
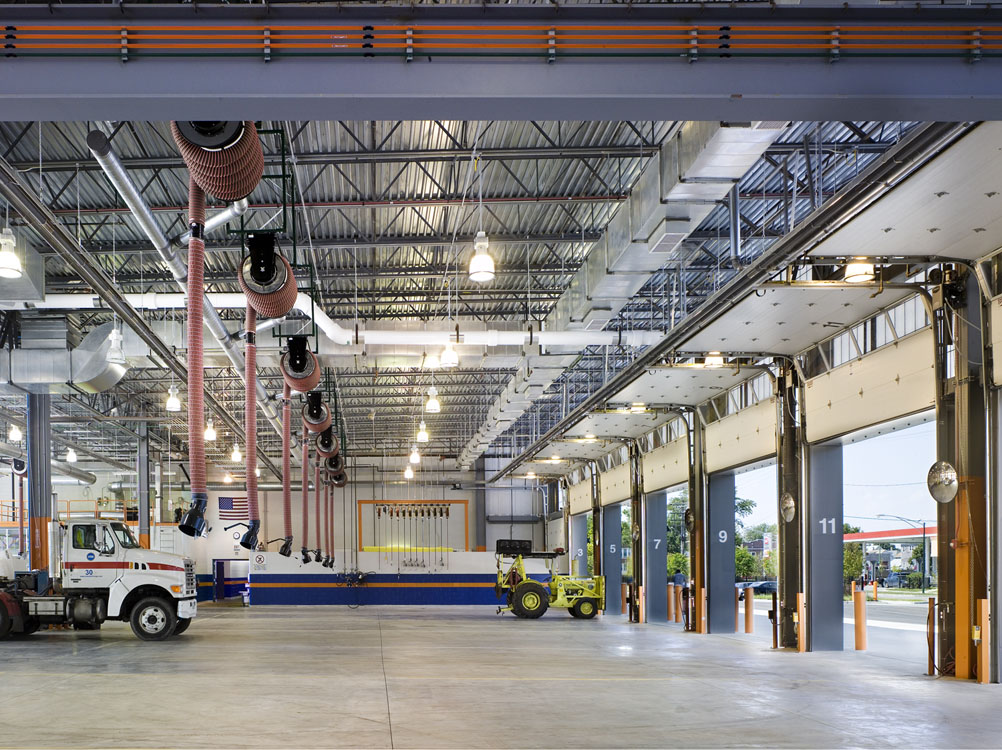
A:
630;402;647;414
704;352;725;368
526;471;536;480
165;385;181;413
404;465;414;480
416;420;429;444
409;446;421;464
65;448;77;463
8;424;21;442
844;258;876;283
440;342;459;368
231;444;242;463
0;227;22;280
204;419;217;442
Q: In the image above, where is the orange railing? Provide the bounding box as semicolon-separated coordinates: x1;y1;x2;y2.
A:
1;24;1000;58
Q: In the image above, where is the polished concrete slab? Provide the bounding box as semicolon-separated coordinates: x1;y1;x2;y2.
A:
0;604;999;749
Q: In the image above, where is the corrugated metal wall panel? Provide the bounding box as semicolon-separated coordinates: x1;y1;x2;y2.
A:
804;329;935;443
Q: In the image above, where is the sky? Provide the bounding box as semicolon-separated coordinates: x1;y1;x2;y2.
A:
735;420;937;533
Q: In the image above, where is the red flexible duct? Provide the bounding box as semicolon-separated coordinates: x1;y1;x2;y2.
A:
324;481;331;565
314;458;322;559
280;383;293;555
240;305;260;550
282;350;322;393
170;121;263;202
300;424;310;563
240;253;298;319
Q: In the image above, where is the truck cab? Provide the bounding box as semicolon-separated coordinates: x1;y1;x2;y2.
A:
0;518;197;641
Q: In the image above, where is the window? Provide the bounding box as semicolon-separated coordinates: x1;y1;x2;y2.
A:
72;524;96;550
111;522;139;549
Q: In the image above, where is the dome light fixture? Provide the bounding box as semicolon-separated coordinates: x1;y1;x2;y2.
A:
844;258;876;283
165;385;181;413
65;448;78;463
223;472;233;485
468;232;495;284
440;341;459;368
409;445;421;464
204;419;217;442
425;386;441;414
416;420;429;444
404;465;414;480
8;424;21;442
0;227;22;280
231;443;242;463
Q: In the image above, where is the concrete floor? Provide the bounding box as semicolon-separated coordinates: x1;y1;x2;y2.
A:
1;604;999;749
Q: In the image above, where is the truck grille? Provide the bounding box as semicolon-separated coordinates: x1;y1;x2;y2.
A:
184;559;196;597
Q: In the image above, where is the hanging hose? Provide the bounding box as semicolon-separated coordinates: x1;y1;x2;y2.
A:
301;390;331;433
173;121;264;538
279;383;293;557
325;454;345;475
313;458;323;562
300;425;311;565
177;177;208;537
240;306;260;550
239;232;298;319
332;469;348;488
315;425;339;459
282;336;322;393
323;480;332;568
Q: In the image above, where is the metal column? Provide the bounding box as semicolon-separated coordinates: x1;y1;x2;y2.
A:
628;442;644;622
691;415;707;632
570;513;589;576
778;367;803;648
137;421;151;548
602;503;623;615
806;442;844;651
707;472;736;633
26;393;51;572
645;490;669;622
473;457;487;551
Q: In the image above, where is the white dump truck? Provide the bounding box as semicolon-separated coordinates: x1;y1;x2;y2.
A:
0;517;197;641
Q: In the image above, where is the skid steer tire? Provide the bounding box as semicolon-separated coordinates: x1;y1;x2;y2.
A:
512;582;548;619
571;598;598;619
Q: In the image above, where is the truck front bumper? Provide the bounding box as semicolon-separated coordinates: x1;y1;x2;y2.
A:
177;598;197;619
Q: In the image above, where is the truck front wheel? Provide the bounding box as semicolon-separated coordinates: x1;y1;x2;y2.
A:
173;618;192;636
129;597;177;641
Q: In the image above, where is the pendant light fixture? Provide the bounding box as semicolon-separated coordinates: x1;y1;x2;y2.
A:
8;424;21;442
425;385;441;414
0;226;22;280
165;385;181;413
65;448;78;463
404;465;414;480
409;445;421;464
204;418;217;442
223;472;233;485
106;324;127;366
468;154;495;283
424;351;441;370
231;443;242;463
440;341;459;368
416;420;429;444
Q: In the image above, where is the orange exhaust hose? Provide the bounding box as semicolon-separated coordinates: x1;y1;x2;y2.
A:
187;178;206;498
245;306;258;523
282;383;292;540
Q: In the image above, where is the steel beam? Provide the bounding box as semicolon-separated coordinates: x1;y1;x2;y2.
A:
137;421;151;548
26;393;51;572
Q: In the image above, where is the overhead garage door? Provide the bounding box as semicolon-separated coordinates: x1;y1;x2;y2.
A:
642;437;689;492
704;398;778;474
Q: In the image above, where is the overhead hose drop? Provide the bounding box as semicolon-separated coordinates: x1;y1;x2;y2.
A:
282;336;322;394
323;480;332;568
302;390;332;433
325;454;345;475
300;425;311;565
315;425;339;459
279;383;293;557
239;232;298;319
314;459;323;563
173;120;264;538
240;306;260;551
331;469;348;488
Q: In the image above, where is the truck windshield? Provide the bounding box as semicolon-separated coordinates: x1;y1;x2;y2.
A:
111;522;140;549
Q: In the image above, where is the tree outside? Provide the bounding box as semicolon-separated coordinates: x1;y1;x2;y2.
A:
843;522;863;590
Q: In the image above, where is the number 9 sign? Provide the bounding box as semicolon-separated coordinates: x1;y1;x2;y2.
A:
718;530;728;543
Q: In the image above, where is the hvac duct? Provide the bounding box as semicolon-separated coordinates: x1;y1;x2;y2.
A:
0;321;127;395
0;441;96;484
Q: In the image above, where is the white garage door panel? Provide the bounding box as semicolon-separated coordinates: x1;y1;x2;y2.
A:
642;437;689;492
991;296;1002;387
805;329;935;443
568;480;593;516
599;463;632;506
704;399;777;473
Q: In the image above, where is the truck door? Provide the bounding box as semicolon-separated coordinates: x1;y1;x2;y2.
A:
64;523;121;589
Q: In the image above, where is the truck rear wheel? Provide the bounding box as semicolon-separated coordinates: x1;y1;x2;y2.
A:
130;597;176;641
173;618;192;635
512;582;548;619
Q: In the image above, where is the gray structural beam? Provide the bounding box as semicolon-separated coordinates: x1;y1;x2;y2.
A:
1;7;1002;121
706;472;736;634
806;442;844;651
601;503;623;615
570;512;589;577
26;393;51;571
645;490;669;623
137;422;151;548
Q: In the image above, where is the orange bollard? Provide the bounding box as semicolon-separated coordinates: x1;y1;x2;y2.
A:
797;592;807;652
735;587;740;632
745;586;754;634
700;587;707;633
853;590;867;650
674;586;683;623
667;583;675;622
977;598;989;684
873;580;878;602
621;583;627;613
638;585;645;623
851;580;856;596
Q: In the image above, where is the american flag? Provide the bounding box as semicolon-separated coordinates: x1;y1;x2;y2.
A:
218;496;248;521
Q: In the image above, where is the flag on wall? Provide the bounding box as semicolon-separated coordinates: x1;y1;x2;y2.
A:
218;497;249;521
